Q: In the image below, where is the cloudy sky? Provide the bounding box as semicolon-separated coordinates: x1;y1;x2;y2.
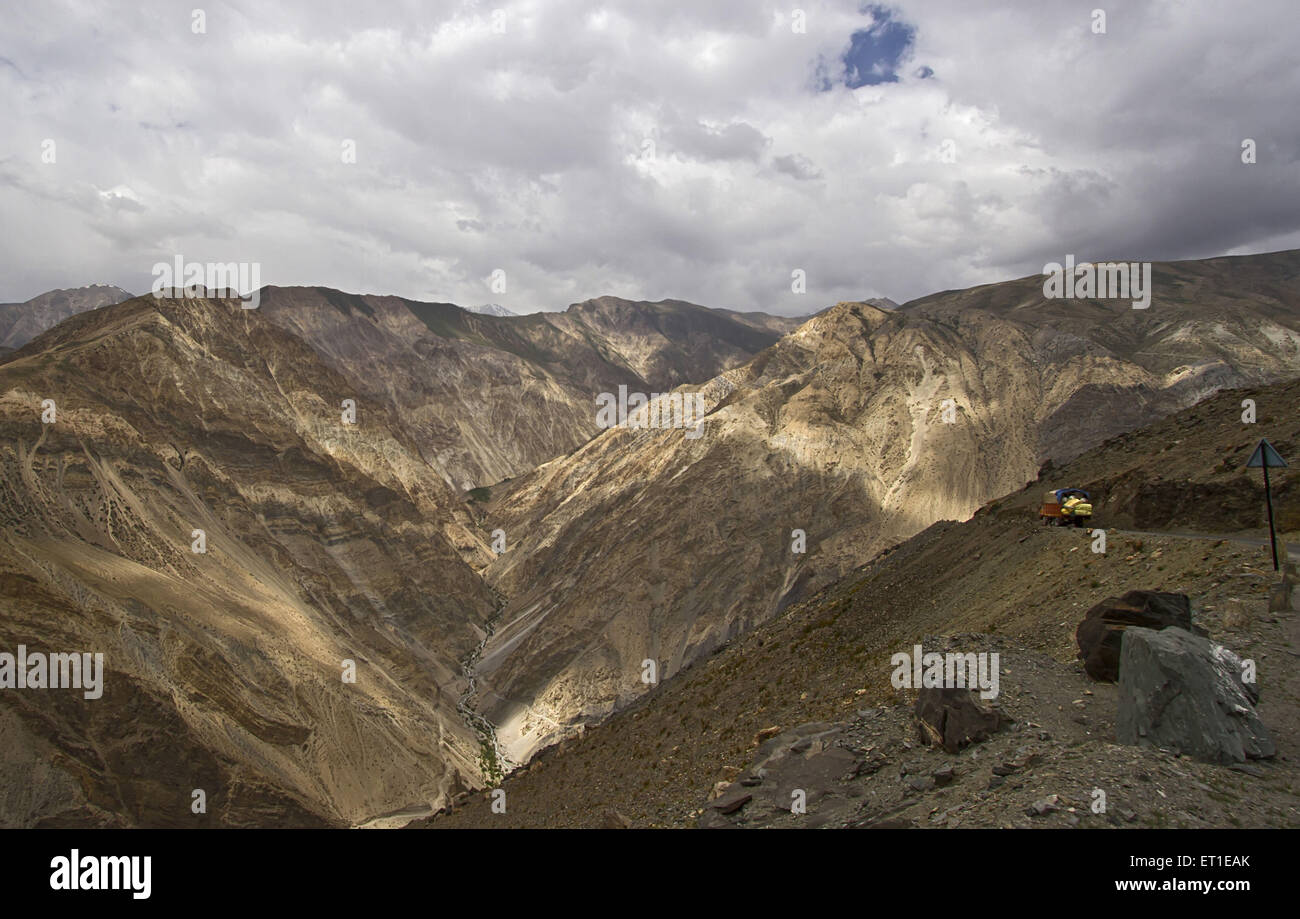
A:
2;0;1297;313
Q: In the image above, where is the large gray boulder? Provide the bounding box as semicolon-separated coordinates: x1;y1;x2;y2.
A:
1117;627;1274;764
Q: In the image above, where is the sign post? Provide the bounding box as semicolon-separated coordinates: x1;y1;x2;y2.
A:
1246;438;1288;571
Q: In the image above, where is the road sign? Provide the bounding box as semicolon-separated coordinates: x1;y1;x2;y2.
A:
1246;439;1287;570
1247;439;1288;468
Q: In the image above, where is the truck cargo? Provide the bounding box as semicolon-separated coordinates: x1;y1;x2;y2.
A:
1040;488;1093;527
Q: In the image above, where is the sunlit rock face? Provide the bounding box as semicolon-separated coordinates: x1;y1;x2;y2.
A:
474;250;1300;764
0;294;497;827
3;250;1298;822
0;287;793;826
256;288;795;491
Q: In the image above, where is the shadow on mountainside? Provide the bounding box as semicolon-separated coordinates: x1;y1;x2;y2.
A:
421;379;1300;828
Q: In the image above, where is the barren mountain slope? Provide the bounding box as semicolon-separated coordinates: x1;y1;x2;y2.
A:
258;288;793;490
0;293;498;827
546;296;798;384
470;250;1300;765
427;376;1300;828
0;284;134;349
902;249;1300;462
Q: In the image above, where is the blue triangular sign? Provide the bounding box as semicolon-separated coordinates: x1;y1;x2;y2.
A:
1247;439;1288;468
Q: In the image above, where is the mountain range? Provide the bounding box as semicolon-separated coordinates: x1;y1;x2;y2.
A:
1;249;1298;826
0;285;133;352
469;304;518;317
471;250;1300;763
254;288;796;490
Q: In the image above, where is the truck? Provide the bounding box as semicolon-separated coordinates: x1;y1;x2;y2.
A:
1040;488;1093;527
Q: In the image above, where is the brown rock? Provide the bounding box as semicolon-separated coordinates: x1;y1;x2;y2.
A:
1075;590;1196;681
914;688;1004;753
1026;795;1060;817
709;788;753;815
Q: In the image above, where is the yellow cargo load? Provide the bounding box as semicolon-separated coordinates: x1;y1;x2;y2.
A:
1041;488;1093;526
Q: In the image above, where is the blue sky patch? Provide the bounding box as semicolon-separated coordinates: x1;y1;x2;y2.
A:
841;6;917;88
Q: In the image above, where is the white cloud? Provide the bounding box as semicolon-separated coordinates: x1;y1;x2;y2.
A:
0;0;1296;313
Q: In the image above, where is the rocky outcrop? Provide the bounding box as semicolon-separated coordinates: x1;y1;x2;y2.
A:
1117;627;1274;764
1076;591;1197;681
699;722;860;828
915;688;1005;753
